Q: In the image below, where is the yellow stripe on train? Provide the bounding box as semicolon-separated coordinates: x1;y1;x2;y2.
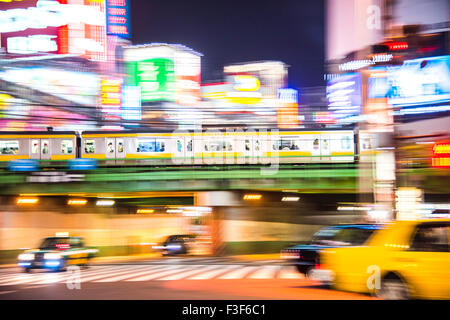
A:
0;155;30;161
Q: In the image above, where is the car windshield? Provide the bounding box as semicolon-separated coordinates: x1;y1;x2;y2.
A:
163;235;194;244
39;237;80;250
310;227;377;246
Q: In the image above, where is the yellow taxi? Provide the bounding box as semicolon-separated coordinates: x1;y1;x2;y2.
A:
317;219;450;299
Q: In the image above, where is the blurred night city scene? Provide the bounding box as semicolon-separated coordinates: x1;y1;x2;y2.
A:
0;0;449;303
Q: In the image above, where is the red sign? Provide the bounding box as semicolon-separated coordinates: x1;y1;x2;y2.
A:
432;142;450;168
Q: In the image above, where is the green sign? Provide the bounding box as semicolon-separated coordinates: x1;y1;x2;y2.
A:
126;58;175;102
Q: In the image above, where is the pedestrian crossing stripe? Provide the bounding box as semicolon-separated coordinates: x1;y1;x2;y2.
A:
0;264;304;286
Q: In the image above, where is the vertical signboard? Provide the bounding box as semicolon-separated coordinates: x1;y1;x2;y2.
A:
175;52;201;106
277;88;299;128
327;73;362;123
122;85;142;121
105;0;131;38
100;78;122;120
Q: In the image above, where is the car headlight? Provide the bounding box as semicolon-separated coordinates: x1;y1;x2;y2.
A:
44;253;62;260
18;253;34;261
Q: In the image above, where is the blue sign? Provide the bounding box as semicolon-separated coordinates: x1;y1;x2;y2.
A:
327;73;362;121
68;159;97;171
7;159;38;172
106;0;131;39
388;55;450;107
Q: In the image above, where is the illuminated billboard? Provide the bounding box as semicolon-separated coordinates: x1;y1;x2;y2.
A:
277;88;299;128
126;58;176;102
0;0;107;61
106;0;131;39
100;78;122;120
0;67;100;106
224;74;262;105
388;55;450;108
224;61;288;100
124;44;202;104
326;73;362;121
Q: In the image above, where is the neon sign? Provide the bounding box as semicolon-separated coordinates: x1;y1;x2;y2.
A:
339;54;393;71
233;75;260;91
432;142;450;168
106;0;130;39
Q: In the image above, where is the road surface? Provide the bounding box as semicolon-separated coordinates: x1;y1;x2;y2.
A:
0;257;373;300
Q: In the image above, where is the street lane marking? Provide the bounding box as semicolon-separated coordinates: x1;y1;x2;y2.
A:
218;266;259;279
155;265;218;280
80;266;151;282
0;290;16;295
278;266;305;279
187;265;241;280
248;266;281;279
0;266;125;286
125;266;185;281
93;265;167;282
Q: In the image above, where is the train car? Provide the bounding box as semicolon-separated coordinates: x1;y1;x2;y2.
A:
0;131;78;162
80;129;356;165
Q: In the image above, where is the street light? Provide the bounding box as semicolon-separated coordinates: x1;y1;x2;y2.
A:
68;199;87;205
17;197;39;205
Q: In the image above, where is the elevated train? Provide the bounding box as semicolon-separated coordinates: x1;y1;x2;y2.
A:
0;129;373;165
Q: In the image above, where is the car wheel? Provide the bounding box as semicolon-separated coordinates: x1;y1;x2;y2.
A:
295;265;308;274
378;276;409;300
305;267;316;279
57;260;67;272
23;267;31;273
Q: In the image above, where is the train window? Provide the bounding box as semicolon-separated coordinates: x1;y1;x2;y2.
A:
0;140;19;155
341;136;352;150
176;139;183;152
31;140;39;154
245;139;250;151
41;140;49;154
313;138;319;150
255;140;260;151
272;138;300;151
137;139;166;152
117;139;124;153
322;139;329;151
204;139;233;152
107;139;115;154
186;139;192;152
61;140;73;154
84;140;95;153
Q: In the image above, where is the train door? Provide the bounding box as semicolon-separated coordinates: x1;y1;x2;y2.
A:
243;137;252;162
31;139;51;160
320;135;330;160
311;135;321;161
185;136;194;164
254;136;262;163
105;138;116;159
175;137;184;162
116;138;125;159
244;136;260;164
30;139;40;160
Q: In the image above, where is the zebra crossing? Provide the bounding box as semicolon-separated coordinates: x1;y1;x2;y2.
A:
0;263;304;287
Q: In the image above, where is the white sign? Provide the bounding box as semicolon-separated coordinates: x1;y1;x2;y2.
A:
0;0;105;33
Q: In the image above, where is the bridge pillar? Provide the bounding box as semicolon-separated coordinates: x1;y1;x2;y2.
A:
195;191;240;256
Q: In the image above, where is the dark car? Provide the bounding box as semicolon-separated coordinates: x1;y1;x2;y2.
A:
17;235;98;272
152;234;196;256
280;224;383;276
